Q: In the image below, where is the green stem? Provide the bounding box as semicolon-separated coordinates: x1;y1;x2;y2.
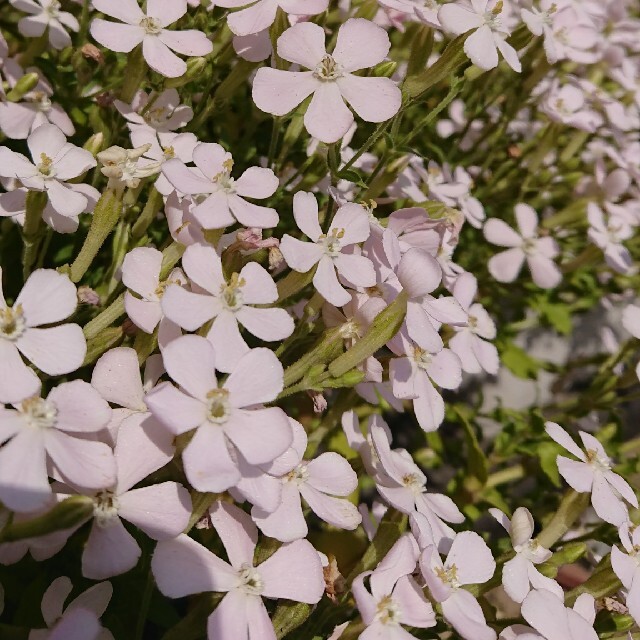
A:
83;294;125;340
21;191;47;279
536;489;590;549
70;190;122;283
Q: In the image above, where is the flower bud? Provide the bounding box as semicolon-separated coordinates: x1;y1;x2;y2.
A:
83;132;105;157
6;72;39;102
165;57;208;88
372;61;398;78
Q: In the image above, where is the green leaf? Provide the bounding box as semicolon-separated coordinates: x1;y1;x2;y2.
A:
500;342;542;379
537;441;562;487
454;405;488;485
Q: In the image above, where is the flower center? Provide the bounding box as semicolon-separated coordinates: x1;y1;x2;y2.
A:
286;463;310;485
45;0;61;17
586;448;611;471
339;319;361;340
483;0;503;29
375;594;402;625
0;304;26;340
435;563;460;589
522;237;537;255
314;54;343;81
238;563;264;596
321;228;345;257
93;490;120;527
21;397;58;429
402;472;425;494
144;106;168;125
162;145;176;160
30;91;52;112
213;159;236;193
206;388;230;424
220;273;245;311
38;153;55;177
413;347;432;370
468;315;478;330
140;16;162;35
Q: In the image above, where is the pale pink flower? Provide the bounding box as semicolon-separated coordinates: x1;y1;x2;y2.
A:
10;0;79;50
484;204;561;288
161;243;293;371
29;576;113;640
164;192;206;246
450;273;499;375
353;534;436;638
396;248;467;353
521;0;570;64
251;418;361;541
252;19;402;144
121;246;188;334
438;0;521;72
0;124;97;218
0;268;86;404
114;89;194;133
545;421;638;525
129;127;198;196
227;415;303;514
90;0;213;78
0;380;115;513
519;589;597;640
161;142;279;229
216;0;328;37
91;347;173;453
420;532;497;640
55;422;192;580
370;416;464;550
611;523;640;626
145;336;292;493
0;60;74;139
152;501;325;640
489;507;562;603
0;182;98;234
587;202;633;273
540;84;603;132
389;330;462;432
389;158;468;206
541;7;600;65
280;192;376;307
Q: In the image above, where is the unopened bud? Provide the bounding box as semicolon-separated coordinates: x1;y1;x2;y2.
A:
6;72;40;102
372;61;397;78
77;285;100;306
268;245;284;271
307;390;327;413
83;132;105;157
165;57;208;88
81;43;104;64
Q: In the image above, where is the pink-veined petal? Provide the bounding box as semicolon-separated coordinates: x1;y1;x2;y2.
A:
143;35;186;78
118;482;191;539
90;19;144;52
225;347;284;407
209;500;258;568
276;21;326;68
82;518;141;580
161;334;217;401
183;424;240;492
304;82;353;144
16;269;77;327
152;534;237;597
337;75;401;123
259;539;325;603
16;324;86;375
332;18;390;72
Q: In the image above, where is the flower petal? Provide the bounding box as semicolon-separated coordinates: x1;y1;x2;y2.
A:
16;324;86;375
332;18;390;72
16;269;77;327
304;81;353;144
82;518;141;579
152;534;237;597
118;482;191;539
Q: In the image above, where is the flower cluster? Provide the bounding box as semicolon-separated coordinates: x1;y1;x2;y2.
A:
0;0;639;639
